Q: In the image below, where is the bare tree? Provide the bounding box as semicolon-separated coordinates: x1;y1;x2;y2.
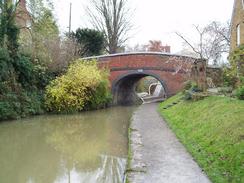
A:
47;36;79;74
167;56;195;77
144;40;171;53
125;43;147;52
87;0;133;54
167;56;207;91
125;40;170;53
176;21;230;65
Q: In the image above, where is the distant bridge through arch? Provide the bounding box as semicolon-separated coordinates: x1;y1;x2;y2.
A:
83;52;206;105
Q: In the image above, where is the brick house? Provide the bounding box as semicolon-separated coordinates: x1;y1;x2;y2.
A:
15;0;32;48
230;0;244;51
15;0;32;29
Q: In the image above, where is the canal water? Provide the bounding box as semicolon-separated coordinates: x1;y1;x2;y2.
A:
0;106;136;183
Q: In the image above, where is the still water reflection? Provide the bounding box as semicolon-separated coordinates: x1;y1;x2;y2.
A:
0;106;135;183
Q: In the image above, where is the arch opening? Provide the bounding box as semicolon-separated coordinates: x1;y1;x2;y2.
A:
112;72;168;105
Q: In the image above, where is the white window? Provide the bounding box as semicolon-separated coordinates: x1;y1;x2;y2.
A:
237;24;241;46
242;0;244;9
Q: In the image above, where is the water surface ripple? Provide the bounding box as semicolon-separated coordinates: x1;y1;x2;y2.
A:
0;106;135;183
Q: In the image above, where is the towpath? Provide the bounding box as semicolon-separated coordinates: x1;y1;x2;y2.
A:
126;103;211;183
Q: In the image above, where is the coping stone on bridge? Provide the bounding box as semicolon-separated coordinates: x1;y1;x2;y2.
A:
81;52;203;61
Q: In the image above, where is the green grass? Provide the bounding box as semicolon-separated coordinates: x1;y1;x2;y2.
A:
159;93;244;183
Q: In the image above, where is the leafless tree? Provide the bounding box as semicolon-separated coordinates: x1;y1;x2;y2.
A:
125;43;147;52
176;21;230;65
125;40;170;53
47;36;80;74
167;56;195;77
87;0;133;54
144;40;171;53
167;56;207;91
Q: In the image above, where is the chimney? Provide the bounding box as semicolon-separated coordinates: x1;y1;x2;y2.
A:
19;0;27;10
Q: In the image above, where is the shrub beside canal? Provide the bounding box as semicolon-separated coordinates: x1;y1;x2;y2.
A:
159;93;244;183
45;59;112;113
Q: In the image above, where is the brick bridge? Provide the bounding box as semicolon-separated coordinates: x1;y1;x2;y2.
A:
84;52;206;105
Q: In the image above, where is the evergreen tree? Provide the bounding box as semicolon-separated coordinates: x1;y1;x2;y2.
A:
71;28;105;57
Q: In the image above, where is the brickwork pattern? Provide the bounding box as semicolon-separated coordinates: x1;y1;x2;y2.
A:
95;53;205;97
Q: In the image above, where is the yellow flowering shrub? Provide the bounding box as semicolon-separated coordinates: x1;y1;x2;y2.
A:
45;59;111;112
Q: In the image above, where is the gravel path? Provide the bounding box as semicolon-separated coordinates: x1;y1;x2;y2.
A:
126;103;211;183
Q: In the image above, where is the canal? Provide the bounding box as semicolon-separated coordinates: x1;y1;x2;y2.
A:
0;106;136;183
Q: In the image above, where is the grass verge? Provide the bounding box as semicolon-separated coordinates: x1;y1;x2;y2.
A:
158;93;244;183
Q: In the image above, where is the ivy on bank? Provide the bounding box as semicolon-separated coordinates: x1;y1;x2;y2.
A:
0;1;51;121
223;45;244;100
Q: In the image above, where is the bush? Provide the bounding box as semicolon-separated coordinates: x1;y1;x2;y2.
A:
0;89;45;120
20;91;45;116
183;81;204;101
191;83;202;92
0;92;21;120
228;45;244;78
184;91;208;101
13;55;34;88
0;48;49;121
0;48;12;81
235;86;244;100
183;80;193;91
0;2;53;120
45;59;111;113
225;45;244;88
84;78;112;110
13;54;53;90
183;81;201;92
223;67;239;88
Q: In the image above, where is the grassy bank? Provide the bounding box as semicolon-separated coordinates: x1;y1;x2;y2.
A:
159;94;244;183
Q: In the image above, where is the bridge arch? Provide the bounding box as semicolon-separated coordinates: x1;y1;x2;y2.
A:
112;71;168;105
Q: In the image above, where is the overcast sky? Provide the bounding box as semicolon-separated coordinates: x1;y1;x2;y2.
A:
52;0;234;53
